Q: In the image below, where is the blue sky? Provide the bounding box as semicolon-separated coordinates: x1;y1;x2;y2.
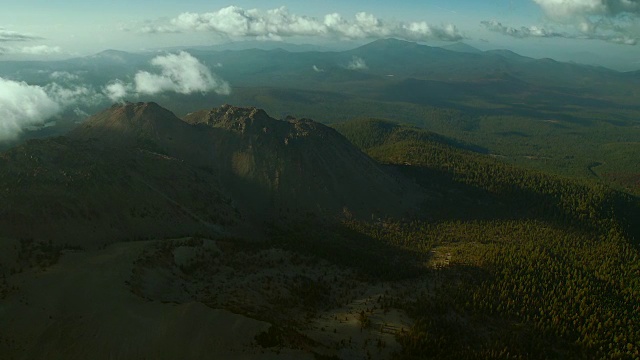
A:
1;0;639;70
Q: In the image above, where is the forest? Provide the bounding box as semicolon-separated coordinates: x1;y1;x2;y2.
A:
265;119;640;359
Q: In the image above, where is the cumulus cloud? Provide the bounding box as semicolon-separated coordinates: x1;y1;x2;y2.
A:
103;80;131;102
0;75;104;141
347;56;368;70
0;28;42;42
0;78;61;141
0;51;230;140
136;6;463;42
134;51;231;95
100;52;231;101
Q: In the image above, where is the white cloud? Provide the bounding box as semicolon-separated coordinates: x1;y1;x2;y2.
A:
481;20;563;38
134;51;231;95
138;6;463;42
99;52;231;102
44;83;101;108
0;75;104;141
103;80;131;102
0;45;64;56
347;56;368;70
20;45;62;55
520;0;640;45
0;78;61;141
50;71;80;82
312;65;324;72
533;0;640;19
0;28;41;42
0;51;230;141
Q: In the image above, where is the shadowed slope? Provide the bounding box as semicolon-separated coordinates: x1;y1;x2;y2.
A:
184;105;420;220
0;102;420;246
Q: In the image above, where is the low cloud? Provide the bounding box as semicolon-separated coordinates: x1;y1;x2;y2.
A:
501;0;640;45
136;6;463;42
101;51;231;101
347;56;368;70
44;83;101;108
0;45;64;56
0;78;61;141
1;52;229;140
481;20;562;38
482;17;637;45
0;28;42;42
20;45;62;55
0;75;103;141
103;80;132;102
135;52;231;95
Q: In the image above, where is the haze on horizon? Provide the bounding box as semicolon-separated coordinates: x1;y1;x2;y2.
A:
1;0;639;71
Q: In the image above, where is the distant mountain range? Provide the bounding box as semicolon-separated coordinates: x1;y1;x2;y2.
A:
1;38;639;178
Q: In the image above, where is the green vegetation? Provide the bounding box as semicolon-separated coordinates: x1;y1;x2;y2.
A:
2;100;639;358
328;119;640;359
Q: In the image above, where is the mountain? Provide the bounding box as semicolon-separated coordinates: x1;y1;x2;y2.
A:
1;103;640;359
182;104;418;219
0;102;418;247
0;136;235;247
193;40;332;52
70;102;215;166
439;42;483;54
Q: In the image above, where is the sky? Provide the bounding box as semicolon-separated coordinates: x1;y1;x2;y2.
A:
1;1;639;70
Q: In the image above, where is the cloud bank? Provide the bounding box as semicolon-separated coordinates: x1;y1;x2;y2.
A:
136;6;463;42
103;51;231;101
0;45;64;56
481;20;562;39
486;0;639;45
0;28;41;42
533;0;640;19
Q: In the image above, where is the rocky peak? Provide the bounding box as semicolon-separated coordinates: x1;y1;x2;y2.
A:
185;105;272;132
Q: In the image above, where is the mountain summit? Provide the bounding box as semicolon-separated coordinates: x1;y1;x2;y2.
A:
184;104;417;219
0;103;419;246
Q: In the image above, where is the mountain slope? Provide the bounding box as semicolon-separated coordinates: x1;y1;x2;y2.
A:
0;136;236;247
0;102;419;246
183;105;418;219
70;101;216;166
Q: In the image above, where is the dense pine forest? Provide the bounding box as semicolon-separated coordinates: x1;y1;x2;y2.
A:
1;102;639;359
264;119;640;359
